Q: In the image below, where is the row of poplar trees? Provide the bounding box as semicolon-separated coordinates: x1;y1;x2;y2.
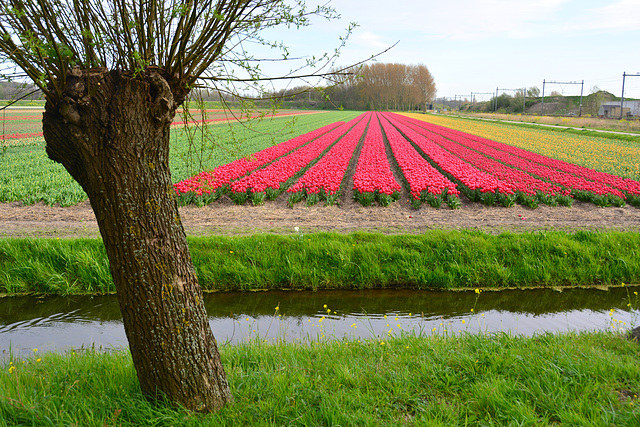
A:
325;63;436;111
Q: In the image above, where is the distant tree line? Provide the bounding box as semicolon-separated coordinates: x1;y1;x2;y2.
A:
0;81;42;101
269;63;436;111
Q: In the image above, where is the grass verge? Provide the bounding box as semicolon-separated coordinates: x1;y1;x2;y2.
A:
1;230;639;295
2;331;640;425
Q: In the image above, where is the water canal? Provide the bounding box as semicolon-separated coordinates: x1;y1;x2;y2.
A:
1;287;638;357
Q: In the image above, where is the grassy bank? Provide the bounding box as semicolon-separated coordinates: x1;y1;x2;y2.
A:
1;230;639;295
2;331;640;425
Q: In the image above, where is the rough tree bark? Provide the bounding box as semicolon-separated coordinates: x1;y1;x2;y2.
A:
42;67;232;412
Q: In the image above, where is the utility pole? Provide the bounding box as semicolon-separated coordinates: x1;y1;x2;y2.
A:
541;79;545;116
455;95;468;110
471;92;493;111
620;72;640;119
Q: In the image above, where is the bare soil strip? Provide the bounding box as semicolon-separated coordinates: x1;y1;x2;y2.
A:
1;197;639;239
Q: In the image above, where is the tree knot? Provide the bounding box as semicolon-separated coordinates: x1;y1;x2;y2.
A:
148;71;176;124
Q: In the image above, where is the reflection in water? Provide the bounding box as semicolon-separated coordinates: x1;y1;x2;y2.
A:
1;287;638;357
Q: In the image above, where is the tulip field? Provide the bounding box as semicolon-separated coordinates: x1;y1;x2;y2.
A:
175;111;640;209
0;110;358;205
404;113;640;182
2;107;640;209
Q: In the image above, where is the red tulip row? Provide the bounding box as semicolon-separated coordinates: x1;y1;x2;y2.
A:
0;132;44;140
287;112;371;197
229;115;364;194
383;113;516;200
352;113;402;198
378;114;459;201
393;115;562;198
402;117;626;199
174;121;342;196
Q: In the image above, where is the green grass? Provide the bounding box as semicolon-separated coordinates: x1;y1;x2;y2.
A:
0;111;361;206
2;230;640;295
2;331;640;425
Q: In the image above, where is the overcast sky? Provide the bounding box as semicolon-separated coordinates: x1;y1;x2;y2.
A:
253;0;640;101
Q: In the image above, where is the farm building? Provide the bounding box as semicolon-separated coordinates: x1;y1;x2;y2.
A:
598;100;640;118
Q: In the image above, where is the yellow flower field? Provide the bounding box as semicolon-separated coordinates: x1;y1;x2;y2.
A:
402;113;640;181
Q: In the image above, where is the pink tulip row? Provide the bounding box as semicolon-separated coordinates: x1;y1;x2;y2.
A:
405;118;626;199
403;117;634;199
352;113;402;196
383;113;515;197
393;115;562;197
171;110;314;126
288;112;372;196
174;121;342;196
230;115;365;193
378;114;459;200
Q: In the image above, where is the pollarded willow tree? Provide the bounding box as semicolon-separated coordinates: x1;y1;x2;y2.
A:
0;0;355;412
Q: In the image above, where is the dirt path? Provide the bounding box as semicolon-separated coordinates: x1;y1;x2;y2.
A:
2;195;639;239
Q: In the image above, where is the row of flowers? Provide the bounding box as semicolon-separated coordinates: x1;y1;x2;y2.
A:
403;117;627;204
173;121;342;197
384;113;518;207
392;115;567;207
170;110;314;126
379;114;460;208
352;113;402;206
227;115;365;203
0;132;44;140
287;112;372;205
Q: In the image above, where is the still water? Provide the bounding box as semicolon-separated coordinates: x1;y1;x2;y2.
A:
1;287;638;356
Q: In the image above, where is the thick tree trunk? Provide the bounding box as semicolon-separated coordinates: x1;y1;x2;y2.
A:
42;68;232;412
